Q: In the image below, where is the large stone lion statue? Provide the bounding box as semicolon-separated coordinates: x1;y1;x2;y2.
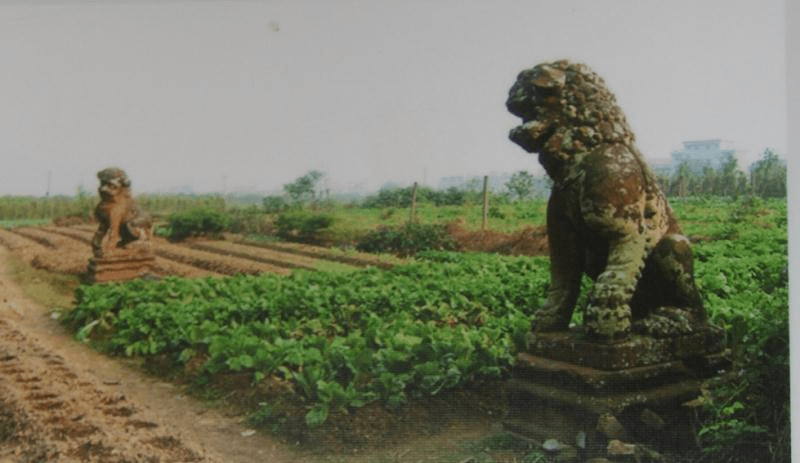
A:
91;167;153;258
506;60;708;341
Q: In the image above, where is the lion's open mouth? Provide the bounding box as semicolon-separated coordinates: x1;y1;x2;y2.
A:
509;119;553;153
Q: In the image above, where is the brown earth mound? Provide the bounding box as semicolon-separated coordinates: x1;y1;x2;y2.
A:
446;221;549;256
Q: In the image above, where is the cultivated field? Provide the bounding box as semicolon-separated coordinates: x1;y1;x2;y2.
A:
0;197;790;462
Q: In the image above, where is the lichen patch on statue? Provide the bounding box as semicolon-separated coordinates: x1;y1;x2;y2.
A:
506;60;708;341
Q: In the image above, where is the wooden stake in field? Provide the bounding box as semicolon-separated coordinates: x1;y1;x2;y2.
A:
482;175;489;231
409;182;418;223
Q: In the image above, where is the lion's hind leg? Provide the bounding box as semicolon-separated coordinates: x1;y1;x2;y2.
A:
630;234;707;337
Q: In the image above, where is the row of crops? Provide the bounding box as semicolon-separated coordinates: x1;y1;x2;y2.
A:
61;198;788;460
63;252;547;426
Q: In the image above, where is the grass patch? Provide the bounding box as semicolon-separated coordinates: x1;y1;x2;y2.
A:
0;219;51;230
4;254;79;310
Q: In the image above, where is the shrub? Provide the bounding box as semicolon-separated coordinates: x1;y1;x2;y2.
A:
356;222;459;256
167;207;230;241
226;206;274;235
274;211;334;244
262;195;288;213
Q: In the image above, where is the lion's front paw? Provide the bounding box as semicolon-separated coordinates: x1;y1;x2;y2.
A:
632;307;694;337
530;305;571;333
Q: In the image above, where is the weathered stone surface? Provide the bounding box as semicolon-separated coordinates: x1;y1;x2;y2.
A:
91;167;153;259
555;446;579;463
87;255;155;283
596;413;627;440
543;438;562;452
87;167;155;283
507;331;728;455
640;408;666;430
606;439;636;456
524;328;727;371
503;60;729;463
606;440;666;462
506;60;711;342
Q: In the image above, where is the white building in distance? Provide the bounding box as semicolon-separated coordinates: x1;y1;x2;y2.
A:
670;139;741;174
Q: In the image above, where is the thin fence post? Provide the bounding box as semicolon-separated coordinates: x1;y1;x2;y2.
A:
482;175;489;231
409;182;418;223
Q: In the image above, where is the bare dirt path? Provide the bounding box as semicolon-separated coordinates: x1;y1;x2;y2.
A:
0;246;304;463
0;246;507;463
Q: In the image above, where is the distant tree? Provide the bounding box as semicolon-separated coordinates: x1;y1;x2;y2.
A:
284;170;324;204
670;160;693;197
701;165;717;195
750;149;787;198
505;170;535;201
716;152;740;197
736;171;749;196
464;177;484;192
262;195;287;213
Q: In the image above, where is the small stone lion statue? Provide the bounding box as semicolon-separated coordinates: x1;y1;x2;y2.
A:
506;60;708;341
91;167;153;258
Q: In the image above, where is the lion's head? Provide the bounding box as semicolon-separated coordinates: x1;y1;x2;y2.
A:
506;60;637;179
96;167;132;201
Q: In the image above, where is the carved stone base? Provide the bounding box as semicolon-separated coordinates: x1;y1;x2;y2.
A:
86;255;156;283
504;328;729;457
525;326;727;371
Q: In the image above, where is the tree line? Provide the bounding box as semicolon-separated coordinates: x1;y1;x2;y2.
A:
264;148;786;212
661;149;787;199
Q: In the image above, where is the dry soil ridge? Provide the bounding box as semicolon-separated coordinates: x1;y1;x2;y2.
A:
0;246;302;463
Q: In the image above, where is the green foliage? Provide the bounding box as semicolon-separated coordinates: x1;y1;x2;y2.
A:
283;170;325;204
361;185;474;208
138;194;226;217
60;196;788;452
167;207;231;241
274;211;334;244
225;205;274;235
262;195;288;213
0;194;95;220
505;171;535;201
668;149;787;199
63;252;548;428
692;202;789;462
0;218;52;229
750;149;787;198
356;223;459;256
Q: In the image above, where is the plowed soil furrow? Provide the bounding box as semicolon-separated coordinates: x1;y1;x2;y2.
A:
1;228;88;275
45;226;289;277
10;227;61;249
186;239;328;271
42;226;94;245
0;228;50;254
0;318;215;462
43;227;218;278
59;225;395;271
231;238;396;269
152;241;292;276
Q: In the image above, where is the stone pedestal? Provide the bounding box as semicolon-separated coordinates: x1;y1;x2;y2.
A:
504;327;729;458
86;255;156;283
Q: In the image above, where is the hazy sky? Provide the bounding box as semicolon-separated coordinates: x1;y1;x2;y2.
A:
0;0;788;196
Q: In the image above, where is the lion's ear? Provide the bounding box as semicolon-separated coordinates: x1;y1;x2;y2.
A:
532;65;566;90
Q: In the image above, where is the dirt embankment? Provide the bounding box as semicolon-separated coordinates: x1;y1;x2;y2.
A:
447;222;549;256
0;245;309;462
